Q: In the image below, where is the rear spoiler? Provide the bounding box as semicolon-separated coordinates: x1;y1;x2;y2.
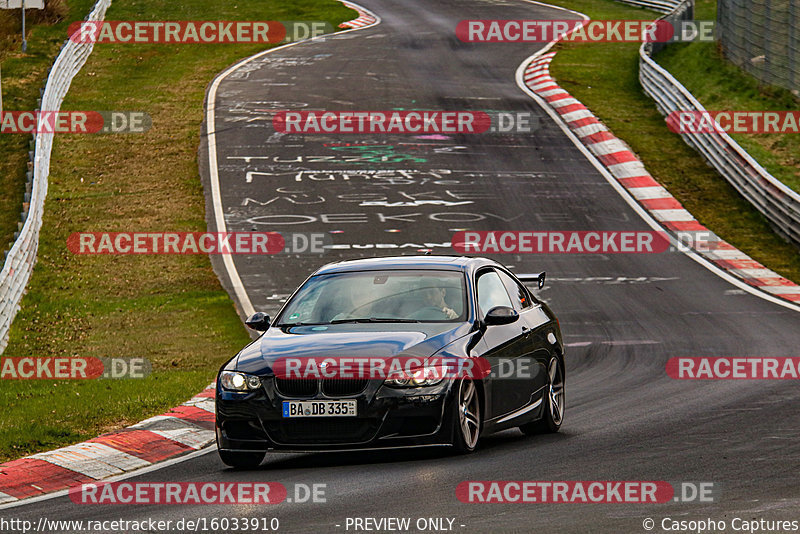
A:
515;272;546;289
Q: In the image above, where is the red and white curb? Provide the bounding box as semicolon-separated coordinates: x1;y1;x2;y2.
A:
522;52;800;303
0;386;216;505
338;0;378;29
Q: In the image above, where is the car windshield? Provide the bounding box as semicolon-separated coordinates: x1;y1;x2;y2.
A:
277;270;467;325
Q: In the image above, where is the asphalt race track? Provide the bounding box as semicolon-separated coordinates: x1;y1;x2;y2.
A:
7;0;800;532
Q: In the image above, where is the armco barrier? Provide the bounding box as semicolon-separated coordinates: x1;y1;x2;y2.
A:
614;0;683;14
0;0;113;354
628;0;800;247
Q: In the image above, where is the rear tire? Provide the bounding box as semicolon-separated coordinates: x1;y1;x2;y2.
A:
218;450;265;469
520;355;564;435
451;379;482;454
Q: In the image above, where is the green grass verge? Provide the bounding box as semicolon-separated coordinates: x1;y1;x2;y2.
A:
0;0;354;462
543;0;800;282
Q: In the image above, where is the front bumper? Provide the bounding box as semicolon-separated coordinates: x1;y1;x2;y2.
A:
215;377;457;451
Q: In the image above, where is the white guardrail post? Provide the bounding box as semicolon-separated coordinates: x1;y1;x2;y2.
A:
0;0;112;354
618;0;800;247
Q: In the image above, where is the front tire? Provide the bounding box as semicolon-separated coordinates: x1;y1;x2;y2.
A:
520;355;564;435
218;450;265;469
451;379;482;453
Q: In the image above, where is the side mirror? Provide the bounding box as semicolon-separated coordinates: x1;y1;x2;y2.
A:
484;306;519;326
245;312;271;331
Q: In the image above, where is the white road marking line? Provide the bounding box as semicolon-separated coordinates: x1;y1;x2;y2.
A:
539;88;569;98
650;210;695;222
628;186;672;200
732;268;786;279
30;443;150;480
548;97;581;108
650;209;696;222
572;123;608;137
605;161;648;178
530;82;557;92
128;414;178;429
150;429;216;450
560;109;595;122
588;139;632;157
706;249;750;260
183;397;216;413
762;286;800;295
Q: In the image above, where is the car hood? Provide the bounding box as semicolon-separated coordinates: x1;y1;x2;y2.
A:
235;322;473;375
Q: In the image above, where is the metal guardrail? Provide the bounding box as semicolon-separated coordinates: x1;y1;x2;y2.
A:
617;0;800;247
0;0;112;354
613;0;683;14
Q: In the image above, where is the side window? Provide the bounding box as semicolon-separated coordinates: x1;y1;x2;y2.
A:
476;270;514;317
498;270;533;310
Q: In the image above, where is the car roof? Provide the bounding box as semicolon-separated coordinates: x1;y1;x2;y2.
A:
313;255;496;275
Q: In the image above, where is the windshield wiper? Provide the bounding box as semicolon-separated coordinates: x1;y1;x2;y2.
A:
276;322;327;327
329;318;422;324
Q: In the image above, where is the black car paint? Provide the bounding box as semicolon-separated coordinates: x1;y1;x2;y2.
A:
215;256;563;452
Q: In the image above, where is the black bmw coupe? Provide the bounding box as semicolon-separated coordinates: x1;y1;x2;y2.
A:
215;255;564;468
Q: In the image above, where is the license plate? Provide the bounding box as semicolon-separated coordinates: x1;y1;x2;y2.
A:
282;400;357;418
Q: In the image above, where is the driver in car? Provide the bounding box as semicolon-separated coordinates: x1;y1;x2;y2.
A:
421;287;458;319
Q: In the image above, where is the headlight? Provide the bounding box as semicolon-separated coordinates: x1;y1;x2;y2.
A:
385;366;445;388
219;371;261;391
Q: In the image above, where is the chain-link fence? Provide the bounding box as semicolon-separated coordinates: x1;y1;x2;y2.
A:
717;0;800;95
